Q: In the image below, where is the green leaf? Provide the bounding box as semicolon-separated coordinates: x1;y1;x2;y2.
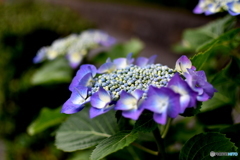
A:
173;15;236;53
90;131;138;160
55;109;118;152
31;57;73;85
179;132;238;160
201;57;239;112
91;38;144;65
67;149;96;160
133;112;157;132
197;28;240;52
220;123;240;153
190;28;240;71
27;107;68;135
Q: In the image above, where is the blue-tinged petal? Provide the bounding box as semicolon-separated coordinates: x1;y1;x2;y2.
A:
68;87;90;105
89;105;113;118
126;53;134;64
99;36;116;47
153;112;168;125
61;100;85;114
98;62;116;73
135;57;148;67
69;64;97;91
131;89;144;100
167;73;198;113
106;58;111;63
91;91;111;109
113;58;128;69
147;55;157;65
185;68;217;101
193;4;204;14
115;91;137;110
78;72;94;87
122;108;144;120
74;86;89;100
76;64;97;77
197;92;210;101
98;87;111;103
135;55;157;67
142;86;172;114
227;2;240;16
175;55;192;73
33;47;47;63
66;52;83;69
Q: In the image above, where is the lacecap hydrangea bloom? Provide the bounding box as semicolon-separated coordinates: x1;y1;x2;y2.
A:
33;30;116;68
194;0;240;16
62;54;217;124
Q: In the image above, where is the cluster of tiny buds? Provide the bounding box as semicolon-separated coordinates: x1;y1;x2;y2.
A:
88;64;176;99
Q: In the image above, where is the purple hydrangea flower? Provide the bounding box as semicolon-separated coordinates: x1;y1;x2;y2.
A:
140;86;181;125
61;86;90;114
227;1;240;16
115;89;145;120
62;54;216;124
175;55;194;73
135;55;157;67
33;30;116;68
69;64;97;91
90;87;113;118
193;0;240;16
184;69;217;101
167;73;198;113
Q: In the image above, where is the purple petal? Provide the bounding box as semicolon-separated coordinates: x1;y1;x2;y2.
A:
98;87;111;102
89;106;113;118
141;86;180;118
66;52;83;69
78;73;93;87
91;94;107;109
115;91;137;110
135;57;148;67
113;58;128;69
175;55;192;73
227;2;240;16
147;55;157;65
185;69;217;100
99;36;116;47
69;64;96;91
131;89;144;100
122;108;144;120
73;86;89;100
167;73;198;113
61;100;85;114
98;62;116;73
193;5;204;14
33;47;47;63
126;53;134;64
197;92;210;101
153;112;168;125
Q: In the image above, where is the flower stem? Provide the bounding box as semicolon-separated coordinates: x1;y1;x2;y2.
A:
161;118;172;139
131;142;158;156
152;127;167;159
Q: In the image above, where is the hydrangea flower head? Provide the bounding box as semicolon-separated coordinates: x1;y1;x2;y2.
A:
193;0;240;16
33;30;116;68
62;54;216;125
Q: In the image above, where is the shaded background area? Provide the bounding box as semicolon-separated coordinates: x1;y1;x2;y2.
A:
39;0;213;67
0;0;225;159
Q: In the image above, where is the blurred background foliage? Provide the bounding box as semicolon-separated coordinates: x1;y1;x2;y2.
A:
0;1;94;159
0;0;239;160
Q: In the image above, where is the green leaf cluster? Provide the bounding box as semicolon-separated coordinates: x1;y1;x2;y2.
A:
173;15;236;53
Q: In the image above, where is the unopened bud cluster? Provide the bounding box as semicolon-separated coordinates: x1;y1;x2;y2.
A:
89;64;176;98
